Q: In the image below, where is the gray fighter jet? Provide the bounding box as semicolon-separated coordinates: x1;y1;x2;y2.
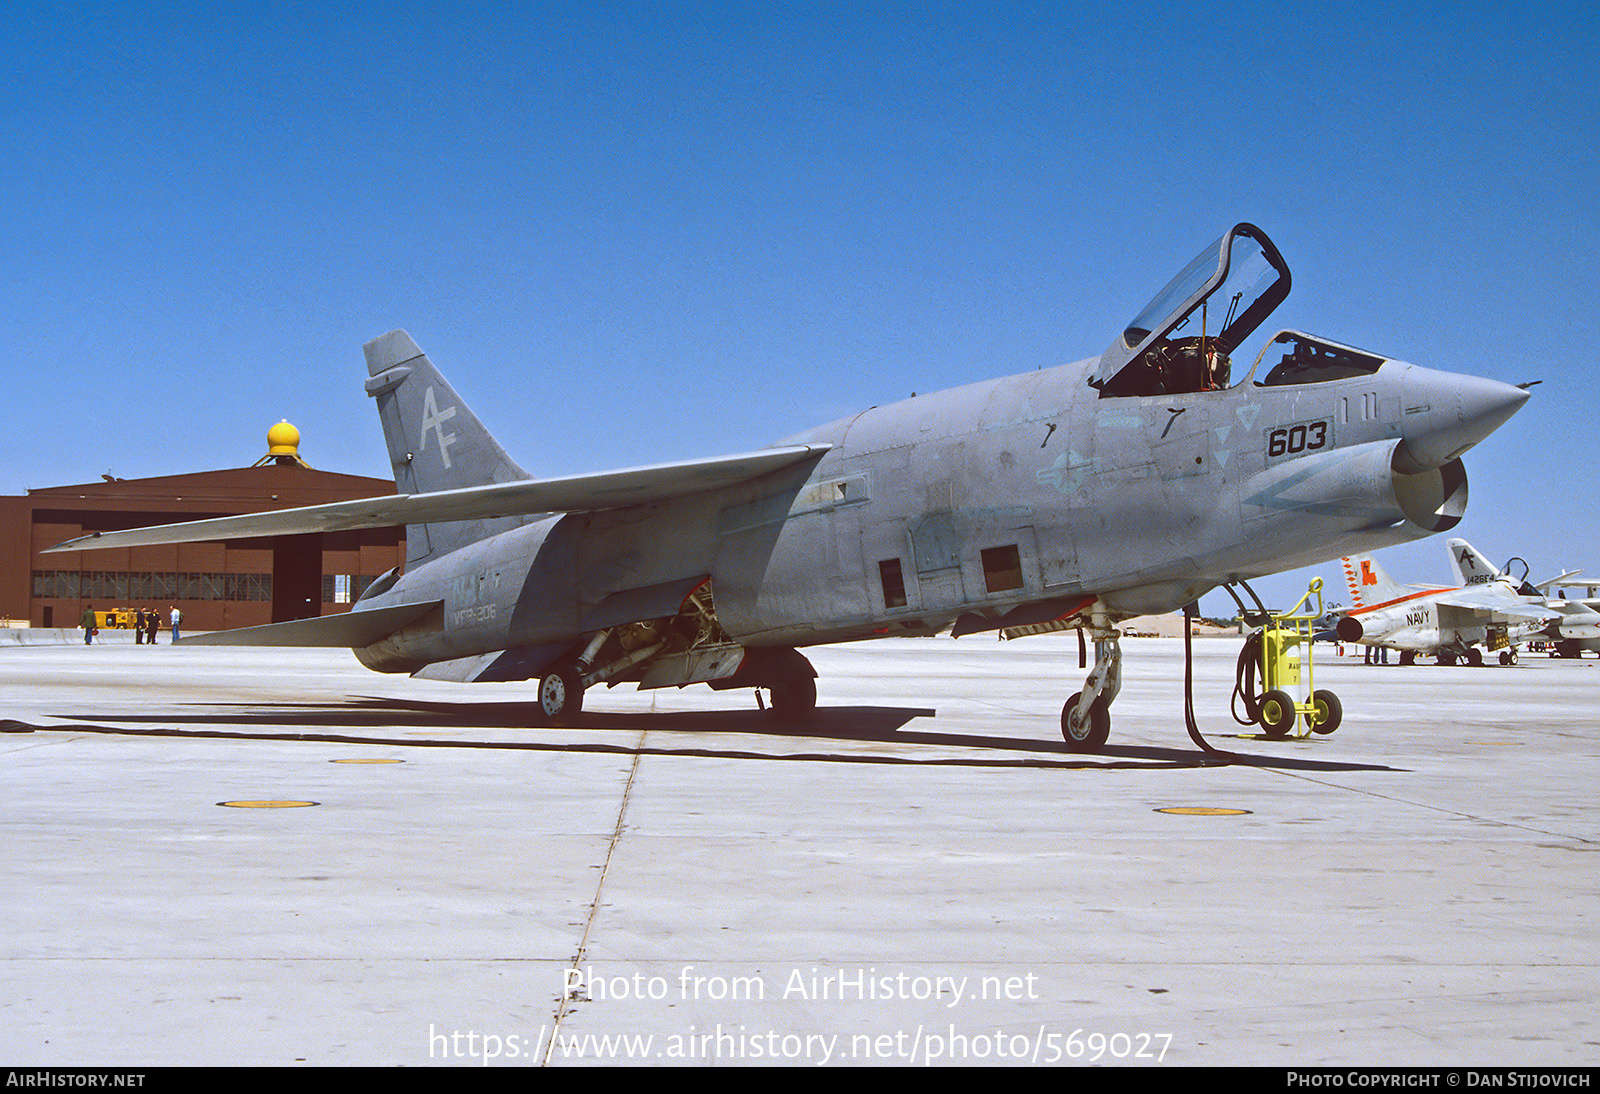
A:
48;224;1530;751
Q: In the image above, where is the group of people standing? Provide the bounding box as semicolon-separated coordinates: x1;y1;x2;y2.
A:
78;606;182;645
132;607;162;644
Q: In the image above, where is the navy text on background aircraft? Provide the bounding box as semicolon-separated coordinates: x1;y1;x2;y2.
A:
50;224;1530;751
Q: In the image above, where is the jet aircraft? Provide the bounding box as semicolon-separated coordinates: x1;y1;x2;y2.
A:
49;224;1531;751
1540;577;1600;658
1453;546;1600;660
1334;540;1600;664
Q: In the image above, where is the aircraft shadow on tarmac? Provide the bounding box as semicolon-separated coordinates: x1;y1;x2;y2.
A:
31;698;1398;773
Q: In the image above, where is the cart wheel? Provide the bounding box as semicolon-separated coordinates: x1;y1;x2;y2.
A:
1258;689;1296;737
1308;689;1342;734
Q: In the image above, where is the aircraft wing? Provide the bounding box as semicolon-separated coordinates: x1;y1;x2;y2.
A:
1432;588;1558;626
45;445;831;553
1535;570;1585;593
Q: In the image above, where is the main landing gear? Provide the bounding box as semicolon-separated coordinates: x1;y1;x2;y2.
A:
536;663;586;722
1061;628;1121;753
755;647;819;719
531;643;819;725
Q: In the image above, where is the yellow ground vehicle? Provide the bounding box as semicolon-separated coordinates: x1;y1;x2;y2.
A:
1234;578;1342;737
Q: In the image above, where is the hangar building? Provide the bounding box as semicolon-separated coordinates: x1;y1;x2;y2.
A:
0;423;404;632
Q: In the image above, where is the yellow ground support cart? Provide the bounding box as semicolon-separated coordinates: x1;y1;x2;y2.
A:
1234;578;1342;737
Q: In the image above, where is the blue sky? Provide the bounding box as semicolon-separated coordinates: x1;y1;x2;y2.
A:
5;2;1596;614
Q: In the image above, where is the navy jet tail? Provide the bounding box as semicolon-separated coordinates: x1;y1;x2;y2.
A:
1340;553;1412;610
363;330;534;563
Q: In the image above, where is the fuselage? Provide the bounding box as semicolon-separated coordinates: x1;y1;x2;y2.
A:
356;337;1525;674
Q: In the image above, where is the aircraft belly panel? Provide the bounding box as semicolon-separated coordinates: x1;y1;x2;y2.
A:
635;642;747;690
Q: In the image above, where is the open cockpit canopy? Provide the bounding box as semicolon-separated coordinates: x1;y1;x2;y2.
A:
1092;223;1291;398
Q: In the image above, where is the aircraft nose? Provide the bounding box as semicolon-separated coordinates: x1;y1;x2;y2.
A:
1394;367;1530;473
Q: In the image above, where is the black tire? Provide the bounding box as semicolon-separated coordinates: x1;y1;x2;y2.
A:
769;672;817;717
1258;689;1297;737
1060;690;1111;752
1499;650;1514;666
1399;650;1416;666
1308;689;1342;734
536;666;583;724
1466;648;1483;667
764;648;818;718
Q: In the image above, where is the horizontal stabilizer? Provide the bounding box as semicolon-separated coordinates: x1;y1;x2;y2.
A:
178;600;442;648
46;445;831;553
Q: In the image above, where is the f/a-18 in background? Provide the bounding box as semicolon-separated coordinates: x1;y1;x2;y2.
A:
50;224;1531;751
1335;540;1600;665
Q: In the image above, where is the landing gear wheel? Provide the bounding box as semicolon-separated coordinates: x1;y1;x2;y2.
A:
1061;690;1111;752
768;672;817;718
1308;689;1342;734
1399;650;1416;666
536;666;583;724
763;648;818;719
1258;689;1297;737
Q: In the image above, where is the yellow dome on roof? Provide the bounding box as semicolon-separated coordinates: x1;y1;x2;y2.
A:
267;420;300;455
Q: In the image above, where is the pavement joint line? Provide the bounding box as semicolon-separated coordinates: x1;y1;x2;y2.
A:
542;730;646;1066
1250;767;1599;844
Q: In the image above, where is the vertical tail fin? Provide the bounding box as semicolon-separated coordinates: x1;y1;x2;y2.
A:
1340;554;1407;609
363;330;533;563
1446;538;1502;586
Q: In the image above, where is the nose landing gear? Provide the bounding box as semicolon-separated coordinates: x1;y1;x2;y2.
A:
1061;625;1122;753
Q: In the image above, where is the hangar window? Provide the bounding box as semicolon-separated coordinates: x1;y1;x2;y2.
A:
29;569;273;603
981;545;1024;593
878;559;907;609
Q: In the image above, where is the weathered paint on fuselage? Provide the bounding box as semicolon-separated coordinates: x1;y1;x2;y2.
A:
357;345;1476;673
714;352;1469;644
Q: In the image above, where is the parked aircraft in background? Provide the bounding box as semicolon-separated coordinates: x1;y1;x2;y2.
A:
1335;540;1600;664
1451;546;1600;660
1542;577;1600;658
49;224;1530;751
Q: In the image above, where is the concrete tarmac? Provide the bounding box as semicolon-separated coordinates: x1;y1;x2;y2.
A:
1;635;1594;1067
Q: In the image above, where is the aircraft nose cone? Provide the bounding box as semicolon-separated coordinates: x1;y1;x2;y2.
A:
1396;368;1530;472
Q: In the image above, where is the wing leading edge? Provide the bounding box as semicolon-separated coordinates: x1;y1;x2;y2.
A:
45;445;832;553
1431;588;1558;627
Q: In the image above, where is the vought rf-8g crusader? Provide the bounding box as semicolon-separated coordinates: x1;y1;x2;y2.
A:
50;224;1530;752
